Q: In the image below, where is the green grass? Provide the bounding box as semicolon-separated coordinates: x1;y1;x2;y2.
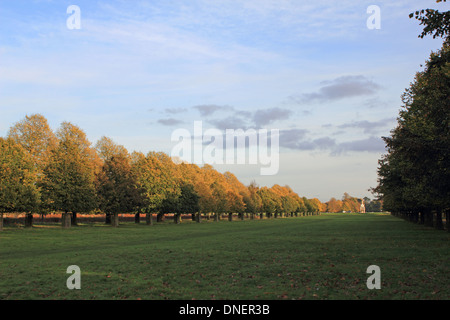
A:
0;213;449;300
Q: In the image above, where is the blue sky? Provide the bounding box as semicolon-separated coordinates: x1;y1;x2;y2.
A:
0;0;448;201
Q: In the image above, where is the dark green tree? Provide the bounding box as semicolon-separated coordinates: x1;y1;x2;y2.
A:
376;1;450;230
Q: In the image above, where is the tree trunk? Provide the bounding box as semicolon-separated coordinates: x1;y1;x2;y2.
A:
228;213;233;221
425;209;434;227
146;213;153;225
214;212;219;222
112;213;119;227
260;213;263;219
239;213;244;221
250;213;254;220
191;213;196;221
62;212;71;228
135;213;140;224
105;213;111;225
446;210;450;233
24;213;33;228
419;211;425;224
435;210;444;230
157;213;164;222
0;213;3;231
71;212;78;226
196;213;201;223
174;213;181;224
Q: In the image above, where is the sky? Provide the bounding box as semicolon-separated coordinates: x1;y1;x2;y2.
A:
0;0;448;202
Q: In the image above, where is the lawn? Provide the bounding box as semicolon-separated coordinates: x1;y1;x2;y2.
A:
0;213;449;300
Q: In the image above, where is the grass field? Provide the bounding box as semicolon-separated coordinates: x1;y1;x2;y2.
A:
0;213;449;300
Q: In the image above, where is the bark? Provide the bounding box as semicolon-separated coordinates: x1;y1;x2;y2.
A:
425;209;434;227
112;213;119;227
71;212;78;226
135;213;140;224
446;210;450;233
156;213;164;222
419;211;425;224
0;213;3;231
260;213;263;219
191;213;196;221
435;210;444;230
146;213;153;225
174;213;181;224
105;213;112;225
214;212;219;222
62;212;71;228
196;213;201;223
24;213;33;228
228;213;233;221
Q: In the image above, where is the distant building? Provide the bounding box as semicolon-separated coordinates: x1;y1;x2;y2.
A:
360;199;366;213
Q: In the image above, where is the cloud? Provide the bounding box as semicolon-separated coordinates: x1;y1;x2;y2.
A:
280;128;337;151
158;118;184;126
193;104;234;117
337;118;396;134
332;136;386;155
165;107;188;114
253;107;293;127
289;75;381;104
280;128;386;154
209;116;250;131
279;128;309;149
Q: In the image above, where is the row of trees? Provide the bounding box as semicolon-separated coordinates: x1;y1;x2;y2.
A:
374;1;450;232
325;194;382;213
0;114;330;230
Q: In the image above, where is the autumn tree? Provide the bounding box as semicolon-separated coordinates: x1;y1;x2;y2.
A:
133;151;181;223
258;187;282;218
245;181;263;219
95;137;142;227
40;122;99;227
327;197;343;213
7;114;57;225
0;138;40;230
178;183;200;223
224;172;247;221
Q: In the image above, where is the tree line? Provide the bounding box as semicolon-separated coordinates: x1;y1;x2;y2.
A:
0;114;335;230
374;1;449;232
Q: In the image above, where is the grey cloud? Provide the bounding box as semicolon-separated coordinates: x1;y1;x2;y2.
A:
253;107;293;127
279;129;337;151
158;118;184;126
280;128;385;154
209;116;250;131
332;136;386;155
193;104;234;117
279;128;309;149
337;118;396;134
165;107;188;114
290;75;381;104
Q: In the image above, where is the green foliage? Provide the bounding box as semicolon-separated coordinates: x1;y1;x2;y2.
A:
0;137;40;213
376;8;450;221
40;122;97;214
409;0;449;41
